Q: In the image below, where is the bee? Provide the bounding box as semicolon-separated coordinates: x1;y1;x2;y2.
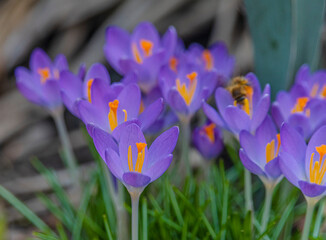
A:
226;76;251;105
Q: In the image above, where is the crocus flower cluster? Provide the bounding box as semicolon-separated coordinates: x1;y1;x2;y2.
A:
16;19;326;239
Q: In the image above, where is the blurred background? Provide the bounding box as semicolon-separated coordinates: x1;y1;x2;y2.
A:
0;0;325;239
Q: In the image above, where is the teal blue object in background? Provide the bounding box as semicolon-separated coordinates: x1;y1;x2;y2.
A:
245;0;325;98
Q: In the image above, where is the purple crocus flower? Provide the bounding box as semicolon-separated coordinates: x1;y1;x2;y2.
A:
272;65;326;139
239;116;282;183
192;122;223;160
187;42;235;86
159;62;217;121
77;82;164;137
104;22;177;93
15;48;68;111
203;73;270;137
92;123;179;189
59;63;120;117
279;123;326;198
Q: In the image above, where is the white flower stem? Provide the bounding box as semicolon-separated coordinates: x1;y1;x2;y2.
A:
131;192;140;240
52;109;80;186
301;197;316;240
244;169;253;212
261;183;274;234
180;118;191;176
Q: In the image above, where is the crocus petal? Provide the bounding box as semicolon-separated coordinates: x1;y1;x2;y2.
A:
161;26;177;61
104;26;130;73
280;123;306;162
251;93;270;133
138;98;164;131
265;156;282;179
85;63;111;84
145;154;173;182
288;114;311;140
298;181;326;198
271;103;284;129
239;149;265;176
16;81;43;105
105;149;124;180
54;54;69;71
295;64;310;85
92;126;119;160
167;89;188;115
90;78;112;111
146;126;179;169
111;119;141;142
279;151;304;188
239;130;264;166
30;48;52;72
202;102;225;128
118;83;141;119
215;87;233;119
255;115;277;144
224;106;250;134
245;72;261;102
122;172;151;188
131;22;160;51
42;80;62;107
119;123;147;172
59;71;83;101
305;126;326;177
60;91;79;117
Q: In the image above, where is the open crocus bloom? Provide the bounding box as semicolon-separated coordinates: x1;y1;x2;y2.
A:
239;116;282;182
92;123;179;189
77;83;164;137
192;122;223;160
203;73;270;137
15;48;69;110
104;22;177;93
279;124;326;198
187;42;235;86
59;63;121;117
159;63;217;121
272;65;326;139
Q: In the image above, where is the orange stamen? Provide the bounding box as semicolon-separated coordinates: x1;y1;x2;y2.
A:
135;142;147;173
203;123;216;143
169;57;178;72
108;100;119;131
139;100;145;114
321;86;326;98
176;76;197;106
140;39;153;57
309;145;326;184
187;72;198;83
87;79;94;103
38;68;51;84
202;50;213;70
265;134;281;163
132;43;143;64
291;97;309;114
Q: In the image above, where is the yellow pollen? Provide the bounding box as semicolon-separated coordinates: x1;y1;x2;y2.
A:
87;79;94;103
202;50;213;70
128;142;147;173
321;86;326;98
310;83;319;97
140;39;153;57
122;109;127;122
291;97;309;113
203;123;216;143
132;43;143;64
169;57;178;72
309;144;326;185
187;72;198;83
108;100;119;131
265;134;281;163
37;68;51;84
176;76;197;106
139;100;145;114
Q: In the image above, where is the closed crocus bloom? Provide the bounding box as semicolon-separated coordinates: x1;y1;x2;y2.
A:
203;73;270;137
159;63;217;122
15;48;69;111
279;123;326;198
104;22;177;93
92;123;179;190
192;122;223;160
272;65;326;139
187;42;235;86
239;116;282;183
59;63;119;117
77;82;164;137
